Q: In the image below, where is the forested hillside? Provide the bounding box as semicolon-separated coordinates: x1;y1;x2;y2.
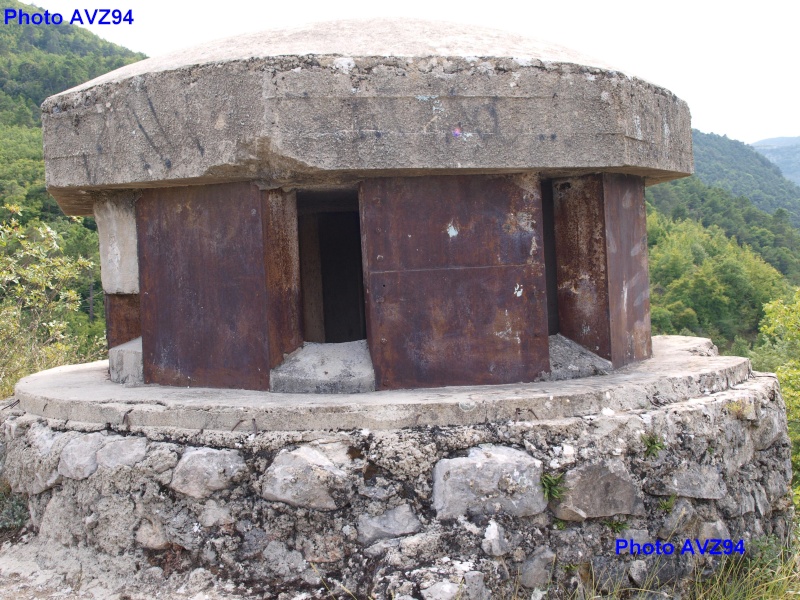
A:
0;0;144;395
692;130;800;225
754;137;800;187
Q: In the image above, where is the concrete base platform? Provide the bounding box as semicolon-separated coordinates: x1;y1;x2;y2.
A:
16;336;748;433
2;335;792;598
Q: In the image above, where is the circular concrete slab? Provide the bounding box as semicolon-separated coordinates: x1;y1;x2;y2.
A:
41;19;692;215
15;337;750;433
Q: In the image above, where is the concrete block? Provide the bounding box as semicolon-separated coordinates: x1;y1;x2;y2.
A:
270;341;375;394
109;336;143;385
94;192;139;293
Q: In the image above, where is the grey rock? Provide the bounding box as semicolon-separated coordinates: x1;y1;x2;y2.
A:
421;581;461;600
199;500;234;528
169;447;246;499
357;504;422;545
12;424;65;494
764;470;789;502
752;409;787;451
58;432;106;480
519;546;556;589
591;556;631;594
697;519;730;543
655;464;727;500
136;519;169;550
628;560;649;588
263;540;306;579
432;445;547;519
658;498;698;540
552;458;646;521
261;445;349;510
617;529;650;554
96;436;147;469
481;520;511;556
463;571;489;600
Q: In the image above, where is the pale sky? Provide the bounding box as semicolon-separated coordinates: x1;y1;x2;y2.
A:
30;0;799;144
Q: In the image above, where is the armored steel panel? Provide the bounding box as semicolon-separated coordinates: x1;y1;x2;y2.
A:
552;175;612;359
603;174;651;366
361;175;549;390
263;190;303;367
137;183;300;390
104;293;140;349
552;174;651;368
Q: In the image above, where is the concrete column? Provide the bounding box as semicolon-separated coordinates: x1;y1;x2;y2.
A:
94;191;141;348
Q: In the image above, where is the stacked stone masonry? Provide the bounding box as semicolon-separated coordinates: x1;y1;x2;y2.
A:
1;345;792;598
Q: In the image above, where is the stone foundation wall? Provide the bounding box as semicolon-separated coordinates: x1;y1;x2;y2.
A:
0;373;792;599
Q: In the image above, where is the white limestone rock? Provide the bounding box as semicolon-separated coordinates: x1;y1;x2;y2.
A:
357;504;422;545
96;436;147;469
169;447;246;499
261;445;349;510
432;445;546;519
58;432;106;480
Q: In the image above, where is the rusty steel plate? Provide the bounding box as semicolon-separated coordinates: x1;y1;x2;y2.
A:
552;174;611;359
361;175;549;390
104;293;140;348
137;183;300;390
603;173;651;366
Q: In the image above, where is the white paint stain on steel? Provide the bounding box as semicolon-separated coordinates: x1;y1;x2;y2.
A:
494;309;521;345
514;284;523;297
447;222;458;238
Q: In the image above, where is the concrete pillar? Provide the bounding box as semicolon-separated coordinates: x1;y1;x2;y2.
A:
94;191;141;348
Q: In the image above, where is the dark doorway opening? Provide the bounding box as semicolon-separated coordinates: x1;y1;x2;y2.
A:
297;190;366;343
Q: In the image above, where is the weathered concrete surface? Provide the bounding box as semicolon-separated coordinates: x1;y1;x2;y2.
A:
93;191;139;294
14;337;750;432
108;336;143;384
270;341;376;393
41;19;692;215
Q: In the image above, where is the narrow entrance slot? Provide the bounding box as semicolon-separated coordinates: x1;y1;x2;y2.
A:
297;190;366;343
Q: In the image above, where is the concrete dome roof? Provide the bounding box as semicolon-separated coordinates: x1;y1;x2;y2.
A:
42;18;692;215
63;19;619;93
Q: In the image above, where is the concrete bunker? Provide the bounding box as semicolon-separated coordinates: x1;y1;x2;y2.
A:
40;18;691;393
4;19;792;598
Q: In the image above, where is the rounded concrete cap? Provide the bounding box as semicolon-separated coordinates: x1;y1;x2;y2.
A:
42;18;692;215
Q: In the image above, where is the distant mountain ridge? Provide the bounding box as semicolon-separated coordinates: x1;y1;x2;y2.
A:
754;137;800;149
752;137;800;188
691;130;800;226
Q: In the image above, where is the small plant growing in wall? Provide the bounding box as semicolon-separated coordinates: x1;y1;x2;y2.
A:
602;518;628;533
541;473;566;501
658;494;677;512
641;432;665;458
